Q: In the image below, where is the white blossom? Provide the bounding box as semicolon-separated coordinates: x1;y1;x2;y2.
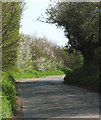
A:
17;34;64;72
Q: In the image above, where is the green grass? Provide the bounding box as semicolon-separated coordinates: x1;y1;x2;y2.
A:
9;68;65;79
64;65;99;92
1;72;16;118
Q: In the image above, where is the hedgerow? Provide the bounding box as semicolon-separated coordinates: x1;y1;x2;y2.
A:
1;72;16;118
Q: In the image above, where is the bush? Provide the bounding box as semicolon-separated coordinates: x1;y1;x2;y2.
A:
63;51;99;93
2;72;16;108
2;92;12;118
1;72;16;118
17;34;70;72
64;65;99;92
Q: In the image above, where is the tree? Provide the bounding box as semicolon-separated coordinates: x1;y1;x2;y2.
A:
2;2;24;70
45;2;101;66
17;34;66;71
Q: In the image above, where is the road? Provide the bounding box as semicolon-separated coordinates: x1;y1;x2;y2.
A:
16;75;99;119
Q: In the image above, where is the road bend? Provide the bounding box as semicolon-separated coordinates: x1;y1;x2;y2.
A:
16;75;99;119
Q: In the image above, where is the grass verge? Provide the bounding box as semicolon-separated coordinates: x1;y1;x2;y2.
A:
9;68;65;79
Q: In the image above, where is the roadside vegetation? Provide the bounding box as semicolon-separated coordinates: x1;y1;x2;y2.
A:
2;72;16;118
1;2;24;118
1;1;77;118
44;2;101;93
64;56;99;92
9;68;64;79
1;1;101;119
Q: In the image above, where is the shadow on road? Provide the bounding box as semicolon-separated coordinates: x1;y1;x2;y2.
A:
17;78;99;118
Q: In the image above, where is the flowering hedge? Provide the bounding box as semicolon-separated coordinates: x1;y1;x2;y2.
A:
17;34;64;71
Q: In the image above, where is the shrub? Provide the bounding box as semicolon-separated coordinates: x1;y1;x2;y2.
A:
2;92;12;118
64;65;99;92
1;72;16;118
17;34;65;71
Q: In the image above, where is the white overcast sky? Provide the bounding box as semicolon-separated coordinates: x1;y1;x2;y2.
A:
20;0;68;46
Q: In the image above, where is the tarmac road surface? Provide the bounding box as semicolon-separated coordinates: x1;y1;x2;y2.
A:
17;75;99;119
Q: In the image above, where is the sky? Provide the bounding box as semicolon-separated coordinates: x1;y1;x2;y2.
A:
20;0;68;46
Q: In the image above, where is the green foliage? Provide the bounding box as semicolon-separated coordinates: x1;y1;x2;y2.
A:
0;92;2;119
71;53;83;70
1;72;16;118
2;92;12;118
64;65;99;93
9;68;64;79
2;2;24;70
2;72;16;108
64;51;99;93
1;2;25;118
45;2;100;92
45;2;101;66
17;34;73;71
